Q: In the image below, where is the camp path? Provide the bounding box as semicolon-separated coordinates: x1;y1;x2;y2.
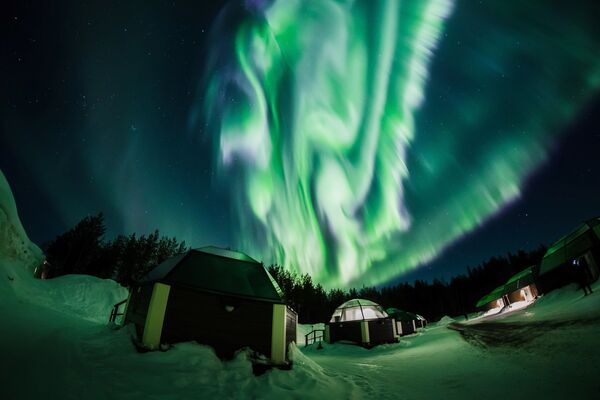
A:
449;315;600;349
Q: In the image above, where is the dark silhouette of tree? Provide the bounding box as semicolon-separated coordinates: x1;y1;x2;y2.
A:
44;214;187;285
44;213;106;277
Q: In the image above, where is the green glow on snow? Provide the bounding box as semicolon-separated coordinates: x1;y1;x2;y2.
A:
204;0;600;288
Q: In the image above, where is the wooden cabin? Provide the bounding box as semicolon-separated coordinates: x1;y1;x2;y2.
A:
504;265;539;304
476;285;509;312
415;314;428;328
476;266;540;315
324;299;397;347
385;308;422;336
538;217;600;293
124;246;297;366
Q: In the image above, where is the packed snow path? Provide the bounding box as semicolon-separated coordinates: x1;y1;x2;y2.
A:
448;317;600;348
301;284;600;400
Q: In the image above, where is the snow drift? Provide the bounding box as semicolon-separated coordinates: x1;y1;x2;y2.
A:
0;169;44;272
0;169;128;323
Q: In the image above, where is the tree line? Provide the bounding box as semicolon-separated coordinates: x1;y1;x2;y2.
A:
43;213;546;323
43;213;187;286
268;245;547;324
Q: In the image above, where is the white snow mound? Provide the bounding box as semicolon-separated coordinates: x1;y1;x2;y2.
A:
0;169;43;272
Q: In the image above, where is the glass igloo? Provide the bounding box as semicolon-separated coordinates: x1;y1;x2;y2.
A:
329;299;388;322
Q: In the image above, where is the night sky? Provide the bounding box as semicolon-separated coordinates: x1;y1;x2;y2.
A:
2;0;600;288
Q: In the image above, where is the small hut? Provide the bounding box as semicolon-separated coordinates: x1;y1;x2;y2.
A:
415;313;428;328
504;265;539;304
476;266;540;315
325;299;397;347
385;308;422;336
124;246;297;366
476;285;509;312
538;217;600;293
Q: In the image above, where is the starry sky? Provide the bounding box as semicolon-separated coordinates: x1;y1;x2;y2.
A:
2;0;600;288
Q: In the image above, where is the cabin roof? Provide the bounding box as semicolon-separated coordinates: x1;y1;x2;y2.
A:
385;307;419;321
502;265;538;296
330;298;388;322
540;217;600;275
476;265;540;308
196;246;259;263
140;246;284;303
335;298;380;309
476;284;507;308
506;267;534;285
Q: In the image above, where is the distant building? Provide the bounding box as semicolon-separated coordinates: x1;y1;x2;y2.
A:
504;265;539;304
476;265;540;315
475;218;600;315
325;299;397;347
538;217;600;293
476;284;509;312
385;308;426;336
124;246;297;367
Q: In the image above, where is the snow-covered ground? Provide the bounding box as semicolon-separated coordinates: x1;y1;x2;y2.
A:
304;281;600;399
2;259;599;400
0;268;365;399
2;170;600;399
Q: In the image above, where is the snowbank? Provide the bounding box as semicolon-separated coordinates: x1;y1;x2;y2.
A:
435;315;455;326
0;170;43;273
0;170;128;324
40;275;128;324
2;252;127;324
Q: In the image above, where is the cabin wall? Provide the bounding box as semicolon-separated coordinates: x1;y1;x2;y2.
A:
367;319;396;344
160;286;275;359
584;248;600;282
537;264;575;294
539;242;600;293
396;320;416;336
328;320;362;344
328;319;396;345
483;298;505;311
285;307;297;357
507;284;538;303
125;284;154;338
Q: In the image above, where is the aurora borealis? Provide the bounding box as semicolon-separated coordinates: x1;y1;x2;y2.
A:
205;0;454;285
2;0;600;288
204;0;600;287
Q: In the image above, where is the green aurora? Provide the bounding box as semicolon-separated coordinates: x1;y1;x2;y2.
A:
204;0;600;288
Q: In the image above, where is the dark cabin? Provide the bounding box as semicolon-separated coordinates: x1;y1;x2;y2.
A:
476;284;509;312
385;308;426;336
504;265;539;304
538;217;600;293
414;313;427;328
385;308;416;336
476;266;540;315
124;246;297;366
325;299;397;347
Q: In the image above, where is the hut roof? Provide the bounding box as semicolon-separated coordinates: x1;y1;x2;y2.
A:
476;284;507;308
140;246;283;303
385;308;418;322
330;298;388;322
503;265;538;294
476;265;541;309
540;217;600;275
336;299;380;309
